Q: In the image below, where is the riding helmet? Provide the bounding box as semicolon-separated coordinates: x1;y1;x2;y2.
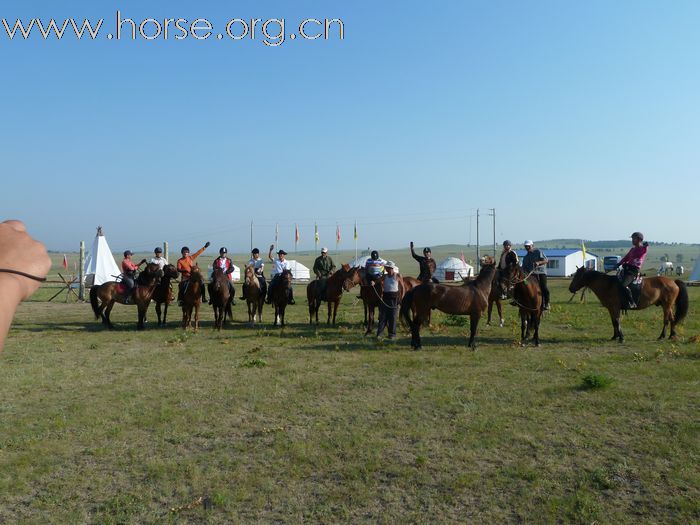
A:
123;250;133;257
371;250;379;259
154;247;162;254
252;248;260;254
219;247;227;254
423;247;431;254
181;246;190;254
503;240;512;247
631;232;644;241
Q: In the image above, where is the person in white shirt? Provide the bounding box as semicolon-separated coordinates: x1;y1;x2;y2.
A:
150;247;168;270
266;245;295;304
242;247;267;299
376;261;402;340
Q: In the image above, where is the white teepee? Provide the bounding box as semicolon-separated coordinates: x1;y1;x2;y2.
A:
83;227;121;286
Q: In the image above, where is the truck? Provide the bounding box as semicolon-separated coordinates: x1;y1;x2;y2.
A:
603;255;622;272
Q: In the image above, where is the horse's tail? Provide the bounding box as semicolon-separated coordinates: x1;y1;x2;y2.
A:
90;286;100;319
400;288;415;329
674;279;689;324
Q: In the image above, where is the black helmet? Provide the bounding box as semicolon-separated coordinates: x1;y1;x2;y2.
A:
423;247;431;254
252;247;260;254
631;232;644;241
123;250;133;257
371;250;379;259
154;247;162;254
181;246;190;254
219;247;227;254
503;240;512;247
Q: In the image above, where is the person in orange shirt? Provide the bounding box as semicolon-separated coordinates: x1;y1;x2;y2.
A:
177;242;209;304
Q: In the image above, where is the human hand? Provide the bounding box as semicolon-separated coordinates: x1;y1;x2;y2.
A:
0;220;51;303
643;241;649;247
410;241;414;249
269;244;274;251
139;259;147;265
204;242;211;248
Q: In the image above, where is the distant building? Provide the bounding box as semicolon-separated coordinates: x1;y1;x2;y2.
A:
515;249;597;277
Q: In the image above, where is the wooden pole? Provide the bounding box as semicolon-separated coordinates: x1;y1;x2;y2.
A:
78;240;85;301
164;241;169;263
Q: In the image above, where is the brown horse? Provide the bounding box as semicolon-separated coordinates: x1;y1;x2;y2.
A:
181;265;204;330
152;264;179;326
400;256;496;349
271;269;293;327
243;265;264;323
569;267;689;342
500;264;543;346
208;267;232;330
307;264;362;325
90;262;162;330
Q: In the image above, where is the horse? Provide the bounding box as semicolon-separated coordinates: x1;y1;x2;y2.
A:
152;264;179;326
243;265;264;323
400;256;496;350
500;263;543;346
271;269;293;327
487;270;506;327
208;267;232;331
90;262;162;330
307;264;362;325
568;267;689;342
181;265;204;330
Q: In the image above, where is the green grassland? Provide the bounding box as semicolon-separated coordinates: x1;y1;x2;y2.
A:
1;264;698;523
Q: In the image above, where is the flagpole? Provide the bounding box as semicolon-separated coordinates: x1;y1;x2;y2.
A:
354;221;358;260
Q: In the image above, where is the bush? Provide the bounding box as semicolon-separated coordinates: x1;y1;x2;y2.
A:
580;373;613;390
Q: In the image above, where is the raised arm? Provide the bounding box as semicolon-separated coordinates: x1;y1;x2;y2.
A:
410;241;421;262
267;244;275;262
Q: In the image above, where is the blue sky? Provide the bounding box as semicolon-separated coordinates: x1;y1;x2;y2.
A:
1;0;699;252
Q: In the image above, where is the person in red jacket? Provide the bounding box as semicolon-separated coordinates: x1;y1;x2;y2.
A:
210;247;236;304
616;232;649;309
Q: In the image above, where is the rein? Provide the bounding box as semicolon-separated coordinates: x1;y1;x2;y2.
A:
0;268;47;283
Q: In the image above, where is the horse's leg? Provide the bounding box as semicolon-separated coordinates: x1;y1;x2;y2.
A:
607;306;623;342
155;303;162;326
163;302;169;326
137;303;146;330
194;303;200;331
280;304;285;327
104;301;116;330
365;305;374;336
497;298;504;327
532;313;540;347
468;311;480;349
331;299;339;326
520;310;527;345
658;305;672;340
487;298;493;326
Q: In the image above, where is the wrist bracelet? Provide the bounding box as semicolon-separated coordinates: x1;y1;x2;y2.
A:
0;269;47;283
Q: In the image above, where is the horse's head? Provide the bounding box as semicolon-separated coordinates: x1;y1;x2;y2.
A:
341;264;361;291
190;265;204;283
138;262;163;285
568;266;589;293
480;255;495;267
281;268;293;284
244;264;255;283
162;264;178;280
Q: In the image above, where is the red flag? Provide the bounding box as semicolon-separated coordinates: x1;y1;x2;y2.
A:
336;225;341;244
62;254;68;270
460;251;466;265
295;224;299;243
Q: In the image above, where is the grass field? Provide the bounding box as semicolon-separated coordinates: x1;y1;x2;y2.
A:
1;277;699;524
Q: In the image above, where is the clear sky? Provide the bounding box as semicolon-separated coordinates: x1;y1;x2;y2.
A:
2;0;699;252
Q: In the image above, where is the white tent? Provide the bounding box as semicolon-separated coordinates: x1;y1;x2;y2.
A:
287;260;310;281
83;227;121;286
689;258;700;282
435;257;473;282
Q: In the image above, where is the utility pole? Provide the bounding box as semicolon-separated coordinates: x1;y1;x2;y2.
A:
78;240;85;301
489;208;496;258
250;220;253;252
476;209;480;269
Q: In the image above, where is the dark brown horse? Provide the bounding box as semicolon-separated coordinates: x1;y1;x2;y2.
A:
307;264;362;325
208;267;232;330
90;262;162;330
400;256;496;349
500;264;543;346
569;267;689;342
152;264;179;326
243;265;264;323
271;269;293;327
181;266;204;330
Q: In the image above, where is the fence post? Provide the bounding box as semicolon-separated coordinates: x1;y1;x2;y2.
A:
164;241;168;263
78;240;85;301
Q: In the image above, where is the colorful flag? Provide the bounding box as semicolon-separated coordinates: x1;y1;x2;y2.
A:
295;223;299;243
314;223;319;245
336;225;341;245
460;251;466;265
275;223;279;245
353;221;358;240
581;240;587;266
62;254;68;270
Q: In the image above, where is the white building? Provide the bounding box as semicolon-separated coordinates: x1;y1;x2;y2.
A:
515;249;598;277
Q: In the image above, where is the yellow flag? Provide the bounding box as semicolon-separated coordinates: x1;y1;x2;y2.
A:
581;240;587;265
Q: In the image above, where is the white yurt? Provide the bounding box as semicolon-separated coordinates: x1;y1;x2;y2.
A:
348;255;370;268
435;257;474;282
83;227;121;286
287;260;311;281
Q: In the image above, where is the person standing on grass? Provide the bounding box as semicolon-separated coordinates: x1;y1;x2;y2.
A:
0;220;51;353
376;261;402;340
177;242;210;305
522;240;550;310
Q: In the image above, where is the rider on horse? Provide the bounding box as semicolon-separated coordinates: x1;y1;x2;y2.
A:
150;246;168;270
266;245;295;305
211;247;236;302
616;231;649;309
410;242;437;283
365;250;386;285
242;248;267;300
498;240;519;270
121;250;146;304
177;242;209;305
313;247;336;301
522;240;550;310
